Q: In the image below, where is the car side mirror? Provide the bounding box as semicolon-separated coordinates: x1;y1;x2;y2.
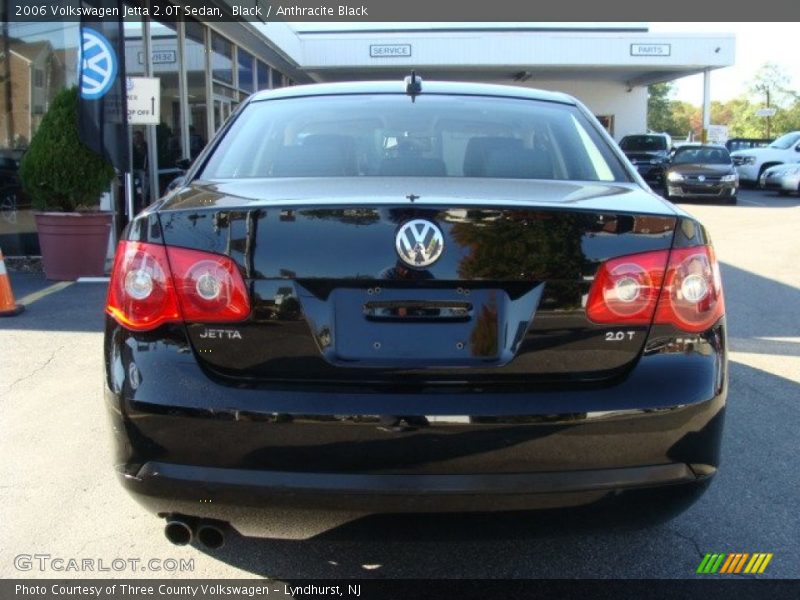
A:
175;158;192;170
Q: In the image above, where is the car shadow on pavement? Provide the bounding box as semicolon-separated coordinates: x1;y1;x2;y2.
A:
197;489;706;578
719;262;800;351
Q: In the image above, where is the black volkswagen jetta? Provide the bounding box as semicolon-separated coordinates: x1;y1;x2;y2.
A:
104;79;727;547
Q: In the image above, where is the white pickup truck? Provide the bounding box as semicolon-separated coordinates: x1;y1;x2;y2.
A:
731;131;800;184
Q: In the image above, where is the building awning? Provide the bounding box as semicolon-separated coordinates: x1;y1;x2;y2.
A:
260;26;734;88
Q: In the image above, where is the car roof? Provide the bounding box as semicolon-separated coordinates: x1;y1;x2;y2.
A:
249;80;577;105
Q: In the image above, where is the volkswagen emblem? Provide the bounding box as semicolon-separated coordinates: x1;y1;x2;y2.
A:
395;219;444;268
698;175;706;182
78;28;117;100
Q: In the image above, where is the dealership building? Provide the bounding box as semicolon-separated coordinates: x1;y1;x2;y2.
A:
1;13;734;255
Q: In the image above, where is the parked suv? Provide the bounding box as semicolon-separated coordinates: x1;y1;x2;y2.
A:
730;131;800;185
725;138;772;154
618;133;672;186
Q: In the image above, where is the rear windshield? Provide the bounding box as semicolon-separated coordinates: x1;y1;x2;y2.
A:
200;94;629;182
672;146;731;165
619;135;668;152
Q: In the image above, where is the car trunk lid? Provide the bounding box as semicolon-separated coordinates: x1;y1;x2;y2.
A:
157;178;678;385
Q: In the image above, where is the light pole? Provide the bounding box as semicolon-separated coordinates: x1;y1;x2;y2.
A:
766;87;771;139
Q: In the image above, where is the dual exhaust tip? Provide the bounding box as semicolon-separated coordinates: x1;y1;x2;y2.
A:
164;517;225;549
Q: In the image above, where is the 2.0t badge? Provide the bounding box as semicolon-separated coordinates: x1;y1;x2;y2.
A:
395;219;444;268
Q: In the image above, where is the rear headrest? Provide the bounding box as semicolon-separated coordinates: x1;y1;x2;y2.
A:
463;137;524;176
484;148;554;179
302;134;355;153
379;157;447;176
271;134;358;176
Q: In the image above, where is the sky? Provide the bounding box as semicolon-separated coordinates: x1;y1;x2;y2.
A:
648;22;799;105
292;22;798;107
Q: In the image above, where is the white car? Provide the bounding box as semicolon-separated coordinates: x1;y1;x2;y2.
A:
731;131;800;184
759;162;800;195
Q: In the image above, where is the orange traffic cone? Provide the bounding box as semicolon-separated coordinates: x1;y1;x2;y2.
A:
0;248;24;316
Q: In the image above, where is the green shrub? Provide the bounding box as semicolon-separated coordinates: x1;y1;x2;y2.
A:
19;86;116;211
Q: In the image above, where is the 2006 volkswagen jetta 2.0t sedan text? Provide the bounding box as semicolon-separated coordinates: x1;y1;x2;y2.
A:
104;79;727;547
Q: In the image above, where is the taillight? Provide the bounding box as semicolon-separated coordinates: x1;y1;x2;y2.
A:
654;246;725;333
106;241;250;331
587;246;724;333
106;242;181;331
166;247;250;322
586;250;665;325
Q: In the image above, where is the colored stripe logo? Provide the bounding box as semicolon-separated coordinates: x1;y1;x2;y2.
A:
697;553;773;574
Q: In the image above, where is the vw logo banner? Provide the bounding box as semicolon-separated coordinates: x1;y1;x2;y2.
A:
77;0;128;172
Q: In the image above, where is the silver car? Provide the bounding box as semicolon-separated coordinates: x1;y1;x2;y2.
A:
760;162;800;195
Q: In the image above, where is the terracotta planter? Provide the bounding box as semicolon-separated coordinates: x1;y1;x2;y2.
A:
34;212;112;280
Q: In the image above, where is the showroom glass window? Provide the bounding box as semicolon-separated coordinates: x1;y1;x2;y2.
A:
0;20;79;255
184;19;208;158
256;61;270;91
211;32;233;86
238;49;255;96
150;20;183;193
210;32;238;132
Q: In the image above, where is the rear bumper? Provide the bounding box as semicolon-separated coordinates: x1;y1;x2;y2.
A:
120;461;713;515
105;320;727;518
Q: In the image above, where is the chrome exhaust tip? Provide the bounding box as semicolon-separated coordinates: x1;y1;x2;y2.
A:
164;518;193;546
196;523;225;549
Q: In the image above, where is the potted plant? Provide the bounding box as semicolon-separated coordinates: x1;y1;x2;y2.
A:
19;86;116;280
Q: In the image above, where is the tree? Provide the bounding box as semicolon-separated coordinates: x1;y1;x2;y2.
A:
670;101;701;140
750;63;792;138
19;86;115;211
647;82;675;133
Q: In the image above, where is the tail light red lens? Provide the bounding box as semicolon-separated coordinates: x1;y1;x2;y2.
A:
107;242;181;331
587;245;724;333
166;247;250;322
654;246;725;333
586;251;665;325
106;241;250;331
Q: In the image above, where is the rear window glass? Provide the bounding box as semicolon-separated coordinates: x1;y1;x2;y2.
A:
200;94;629;182
619;135;668;152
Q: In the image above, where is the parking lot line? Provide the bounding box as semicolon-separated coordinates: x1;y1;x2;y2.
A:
16;281;74;306
740;198;766;206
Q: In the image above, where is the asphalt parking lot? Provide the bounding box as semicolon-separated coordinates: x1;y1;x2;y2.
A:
0;188;798;579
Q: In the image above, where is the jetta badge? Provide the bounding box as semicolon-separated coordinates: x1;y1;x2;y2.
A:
395;219;444;268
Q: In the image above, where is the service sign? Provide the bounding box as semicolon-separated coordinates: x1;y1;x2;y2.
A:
370;44;412;58
137;50;177;65
630;44;671;57
126;77;160;125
